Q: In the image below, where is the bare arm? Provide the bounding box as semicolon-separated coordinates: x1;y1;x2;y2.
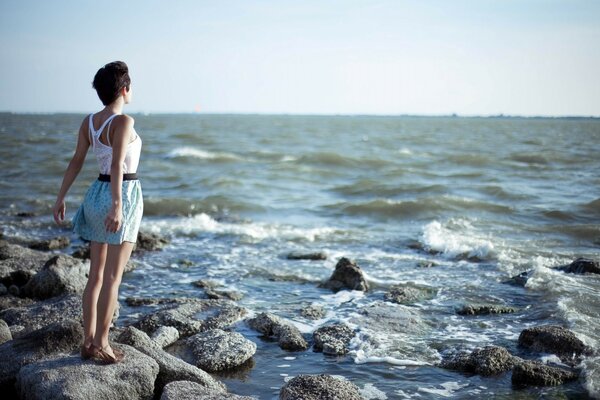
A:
53;119;90;224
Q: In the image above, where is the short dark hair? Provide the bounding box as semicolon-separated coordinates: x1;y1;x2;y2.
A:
92;61;131;105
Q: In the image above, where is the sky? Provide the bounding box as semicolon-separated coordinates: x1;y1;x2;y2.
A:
0;0;599;116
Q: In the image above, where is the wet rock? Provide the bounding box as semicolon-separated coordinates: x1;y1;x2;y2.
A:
0;283;6;296
384;284;436;304
0;294;35;312
204;288;244;301
440;346;517;376
0;294;82;338
151;326;180;348
16;345;158;400
192;279;220;289
286;252;327;261
0;319;83;391
503;270;532;287
318;257;369;292
279;374;362;400
456;304;516;316
247;312;309;351
161;380;254;400
28;236;70;251
71;243;90;259
512;361;578;386
312;323;354;355
353;302;426;334
0;319;11;344
135;230;169;251
117;326;226;393
0;240;49;287
133;298;247;338
557;257;600;275
15;211;36;218
186;328;256;371
22;254;88;300
518;325;588;365
300;304;325;320
416;260;439;268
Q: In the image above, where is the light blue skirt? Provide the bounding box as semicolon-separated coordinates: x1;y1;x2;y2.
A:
72;179;143;245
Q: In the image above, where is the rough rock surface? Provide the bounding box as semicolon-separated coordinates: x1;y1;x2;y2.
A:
557;257;600;275
204;288;244;301
135;231;169;251
186;329;256;371
279;374;362;400
22;255;88;300
151;326;180;348
161;380;254;400
503;271;532;286
133;298;247;338
28;236;70;251
440;346;517;376
0;240;49;287
518;325;588;364
512;361;579;386
456;304;516;316
286;252;327;260
300;304;326;320
384;284;436;304
16;345;159;400
0;319;12;344
117;326;226;393
0;320;83;391
318;257;369;292
247;312;309;351
0;294;35;312
312;323;355;355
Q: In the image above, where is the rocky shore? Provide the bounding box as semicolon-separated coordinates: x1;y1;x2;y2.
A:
0;230;597;399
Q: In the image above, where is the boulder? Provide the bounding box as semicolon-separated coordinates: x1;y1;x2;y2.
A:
0;319;12;344
161;380;254;400
204;288;244;301
279;374;362;400
503;270;532;287
22;254;88;300
0;283;6;296
300;304;325;320
312;323;354;356
456;304;516;316
318;257;369;292
440;346;517;376
151;326;180;348
557;258;600;275
286;252;327;261
0;240;49;287
16;345;159;400
135;231;169;252
384;284;436;304
0;294;35;312
512;361;578;386
518;325;588;365
0;319;83;392
186;329;256;371
247;312;308;351
117;326;226;393
28;236;70;251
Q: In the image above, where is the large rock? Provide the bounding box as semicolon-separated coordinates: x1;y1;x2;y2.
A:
0;319;83;392
29;236;70;251
312;323;355;355
503;271;532;287
286;252;327;261
116;326;226;393
16;345;159;400
133;298;247;338
22;255;88;300
151;326;180;348
161;380;254;400
300;304;325;320
0;294;83;338
0;294;35;313
518;325;588;365
440;346;517;376
186;329;256;371
246;312;309;351
279;374;362;400
456;304;516;316
0;319;12;344
557;258;600;275
135;231;169;252
512;361;578;386
0;240;49;287
318;257;369;292
384;284;436;304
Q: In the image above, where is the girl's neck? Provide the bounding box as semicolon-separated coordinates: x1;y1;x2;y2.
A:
102;97;125;115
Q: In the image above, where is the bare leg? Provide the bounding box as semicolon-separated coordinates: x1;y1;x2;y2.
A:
82;241;107;347
93;241;135;357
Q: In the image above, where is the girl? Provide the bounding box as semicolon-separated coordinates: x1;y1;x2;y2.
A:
52;61;143;364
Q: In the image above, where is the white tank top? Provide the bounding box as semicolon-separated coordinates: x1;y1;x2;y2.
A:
88;113;142;175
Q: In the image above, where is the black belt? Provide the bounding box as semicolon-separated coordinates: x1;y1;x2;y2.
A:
98;173;138;182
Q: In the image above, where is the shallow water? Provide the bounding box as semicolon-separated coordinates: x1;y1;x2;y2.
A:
1;113;599;398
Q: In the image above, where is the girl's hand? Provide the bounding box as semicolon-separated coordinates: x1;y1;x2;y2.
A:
104;205;123;233
53;199;66;225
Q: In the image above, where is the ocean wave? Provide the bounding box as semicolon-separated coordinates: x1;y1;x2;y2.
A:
143;196;265;216
582;198;600;214
331;180;447;198
165;146;243;162
419;219;496;261
295;152;391;168
507;153;550;165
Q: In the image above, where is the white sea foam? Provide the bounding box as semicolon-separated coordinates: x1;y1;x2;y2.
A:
166;146;242;161
360;383;388;399
420;219;495;260
418;381;469;397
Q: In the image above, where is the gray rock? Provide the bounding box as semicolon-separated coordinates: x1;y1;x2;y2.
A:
512;361;578;386
29;236;70;251
0;319;83;391
0;240;49;287
116;326;226;393
247;312;309;351
0;283;7;296
71;244;90;259
300;304;325;320
0;294;83;338
0;294;35;312
440;346;517;376
384;284;436;304
503;271;532;286
279;374;362;400
8;284;19;296
557;257;600;275
286;252;327;260
313;323;354;355
151;326;180;348
205;288;244;301
161;380;254;400
456;304;516;316
518;325;588;365
318;257;369;292
16;345;159;400
22;254;88;300
192;279;220;289
135;231;169;251
133;298;247;338
0;319;11;344
186;329;256;371
353;302;426;334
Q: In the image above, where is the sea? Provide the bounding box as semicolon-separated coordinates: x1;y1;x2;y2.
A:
1;113;599;399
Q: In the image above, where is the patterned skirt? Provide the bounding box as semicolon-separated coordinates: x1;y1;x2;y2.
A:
72;178;143;245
